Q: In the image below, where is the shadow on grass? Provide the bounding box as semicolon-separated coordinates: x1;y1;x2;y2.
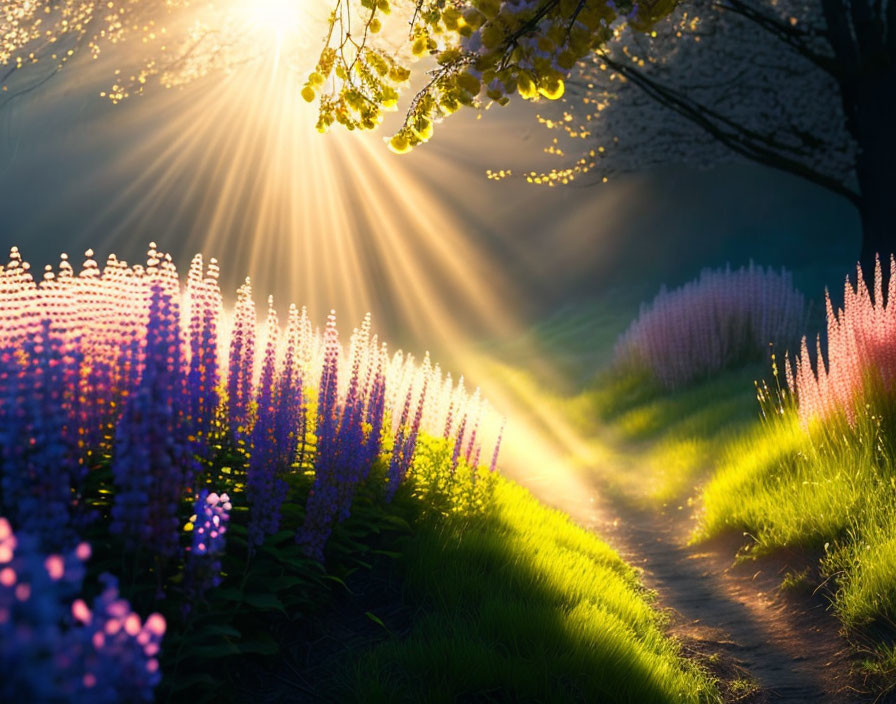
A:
322;482;718;704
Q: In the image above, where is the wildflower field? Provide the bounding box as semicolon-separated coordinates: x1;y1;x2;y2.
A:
0;245;723;703
1;0;891;698
491;255;896;700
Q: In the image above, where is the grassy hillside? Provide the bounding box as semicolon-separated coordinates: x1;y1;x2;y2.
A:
336;474;719;703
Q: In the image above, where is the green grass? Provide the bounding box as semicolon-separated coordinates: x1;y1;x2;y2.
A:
339;474;719;703
573;365;763;505
685;382;896;680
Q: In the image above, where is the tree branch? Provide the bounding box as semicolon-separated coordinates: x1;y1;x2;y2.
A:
598;50;861;206
714;0;840;77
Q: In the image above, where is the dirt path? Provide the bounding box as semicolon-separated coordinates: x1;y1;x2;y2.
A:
583;494;866;703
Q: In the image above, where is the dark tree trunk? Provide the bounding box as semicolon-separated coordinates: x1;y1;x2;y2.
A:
821;0;896;284
854;73;896;278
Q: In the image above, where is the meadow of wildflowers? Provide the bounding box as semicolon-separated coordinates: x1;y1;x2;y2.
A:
0;244;502;697
615;262;806;388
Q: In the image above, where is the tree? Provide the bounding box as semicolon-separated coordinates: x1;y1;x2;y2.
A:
0;0;276;109
522;0;894;270
302;0;675;150
7;1;882;268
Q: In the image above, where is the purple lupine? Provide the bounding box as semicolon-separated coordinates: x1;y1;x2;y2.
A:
386;362;429;501
65;573;166;703
386;385;414;500
184;490;231;604
299;313;341;560
110;282;195;560
227;279;256;444
489;418;506;473
0;518;165;703
247;299;288;549
361;343;387;474
185;255;221;460
334;320;371;521
0;318;82;550
464;391;482;466
275;304;306;470
450;408;469;475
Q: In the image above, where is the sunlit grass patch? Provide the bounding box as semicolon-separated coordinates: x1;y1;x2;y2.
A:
824;517;896;631
582;365;762;505
342;476;720;703
696;389;896;681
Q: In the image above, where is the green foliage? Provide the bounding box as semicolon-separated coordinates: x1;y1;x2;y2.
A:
580;364;762;504
405;435;497;515
695;373;896;679
337;476;719;702
306;0;675;150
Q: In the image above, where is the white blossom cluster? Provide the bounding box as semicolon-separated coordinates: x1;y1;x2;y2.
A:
518;0;858;188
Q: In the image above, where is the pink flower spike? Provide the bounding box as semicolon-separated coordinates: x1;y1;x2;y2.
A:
125;613;142;636
72;598;92;624
75;542;92;561
0;542;15;564
83;673;97;688
92;632;105;649
44;555;65;580
0;567;15;587
145;612;166;636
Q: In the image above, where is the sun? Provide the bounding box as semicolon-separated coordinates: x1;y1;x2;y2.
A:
244;0;304;35
227;0;318;70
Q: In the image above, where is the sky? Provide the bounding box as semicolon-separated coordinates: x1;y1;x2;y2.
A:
0;41;860;359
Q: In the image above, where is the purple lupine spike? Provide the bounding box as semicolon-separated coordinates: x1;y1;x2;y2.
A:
389;364;429;501
0;318;83;550
334;322;369;521
464;391;482;465
247;299;288;550
276;304;306;468
361;343;388;475
387;384;414;499
185;255;221;461
0;518;165;703
299;312;341;560
450;411;468;475
183;490;231;606
227;279;255;444
110;282;194;560
489;419;506;473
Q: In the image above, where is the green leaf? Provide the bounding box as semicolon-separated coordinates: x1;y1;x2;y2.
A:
191;623;242;640
371;549;402;559
212;587;245;603
382;515;413;533
365;611;388;630
268;575;312;591
243;591;286;613
321;574;349;589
